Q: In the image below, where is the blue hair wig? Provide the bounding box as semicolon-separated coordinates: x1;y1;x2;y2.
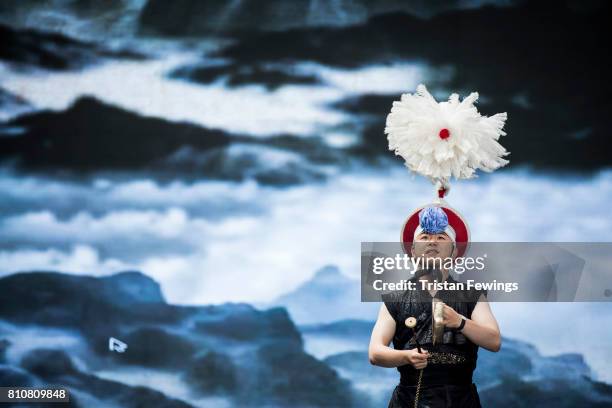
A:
418;206;449;234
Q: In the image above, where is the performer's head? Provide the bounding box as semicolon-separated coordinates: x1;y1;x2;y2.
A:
410;206;457;264
402;202;470;261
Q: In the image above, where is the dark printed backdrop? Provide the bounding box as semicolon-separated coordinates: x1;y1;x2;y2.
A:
0;1;611;407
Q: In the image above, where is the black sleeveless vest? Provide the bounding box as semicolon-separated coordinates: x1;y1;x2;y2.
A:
381;272;487;386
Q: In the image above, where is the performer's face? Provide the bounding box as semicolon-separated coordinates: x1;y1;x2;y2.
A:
412;232;456;262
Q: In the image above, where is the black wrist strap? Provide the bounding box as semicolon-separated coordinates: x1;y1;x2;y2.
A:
456;317;466;332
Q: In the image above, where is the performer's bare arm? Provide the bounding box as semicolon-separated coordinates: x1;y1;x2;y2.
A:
368;304;428;368
442;294;501;352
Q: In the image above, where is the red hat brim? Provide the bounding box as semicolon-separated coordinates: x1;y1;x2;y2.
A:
401;203;470;257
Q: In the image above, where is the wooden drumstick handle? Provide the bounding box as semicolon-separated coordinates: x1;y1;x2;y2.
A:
404;317;422;353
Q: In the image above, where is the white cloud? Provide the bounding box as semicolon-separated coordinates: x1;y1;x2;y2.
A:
0;54;348;137
3;167;611;305
0;207;201;246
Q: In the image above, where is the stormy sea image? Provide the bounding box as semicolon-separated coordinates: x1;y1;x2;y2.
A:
0;0;611;407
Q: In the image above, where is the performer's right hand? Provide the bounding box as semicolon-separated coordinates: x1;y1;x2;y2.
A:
405;348;428;369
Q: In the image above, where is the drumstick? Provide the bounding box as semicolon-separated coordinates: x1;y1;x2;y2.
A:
404;317;422;353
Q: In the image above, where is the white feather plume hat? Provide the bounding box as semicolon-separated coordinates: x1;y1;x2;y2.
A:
385;84;509;199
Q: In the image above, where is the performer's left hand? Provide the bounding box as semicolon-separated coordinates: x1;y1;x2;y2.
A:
441;303;463;329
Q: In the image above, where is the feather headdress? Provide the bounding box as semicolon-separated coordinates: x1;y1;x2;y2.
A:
385;84;509;198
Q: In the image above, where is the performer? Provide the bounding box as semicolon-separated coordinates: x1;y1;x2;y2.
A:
368;84;508;407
